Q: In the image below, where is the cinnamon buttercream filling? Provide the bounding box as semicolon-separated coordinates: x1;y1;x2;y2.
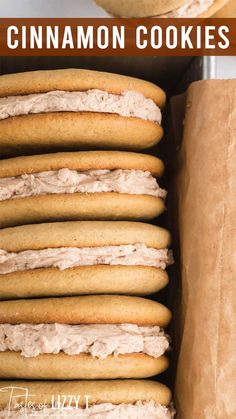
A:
0;244;174;274
0;90;161;123
0;323;170;359
0;401;175;418
0;169;167;202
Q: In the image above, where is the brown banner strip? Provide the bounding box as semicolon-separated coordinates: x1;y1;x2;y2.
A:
0;18;236;56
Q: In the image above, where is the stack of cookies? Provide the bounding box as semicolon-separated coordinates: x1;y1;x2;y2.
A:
0;69;174;418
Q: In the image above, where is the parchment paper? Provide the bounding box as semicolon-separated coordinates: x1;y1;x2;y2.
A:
173;80;236;419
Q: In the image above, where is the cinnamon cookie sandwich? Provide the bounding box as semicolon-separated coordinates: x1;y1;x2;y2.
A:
0;295;171;380
95;0;229;17
0;380;175;418
0;221;172;299
0;151;166;229
0;69;165;156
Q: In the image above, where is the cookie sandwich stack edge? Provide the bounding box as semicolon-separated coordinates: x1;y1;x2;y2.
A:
0;69;175;418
